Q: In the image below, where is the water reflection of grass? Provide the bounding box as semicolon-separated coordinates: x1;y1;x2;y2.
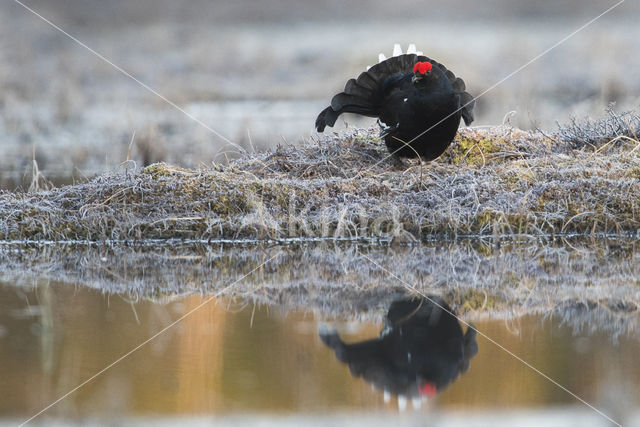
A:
1;238;639;333
7;285;631;420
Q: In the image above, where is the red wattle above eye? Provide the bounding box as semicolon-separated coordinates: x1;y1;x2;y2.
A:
413;62;432;74
418;382;437;397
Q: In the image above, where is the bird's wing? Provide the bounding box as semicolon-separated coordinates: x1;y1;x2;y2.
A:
415;54;475;125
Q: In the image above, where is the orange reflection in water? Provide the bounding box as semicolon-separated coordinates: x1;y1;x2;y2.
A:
0;281;637;421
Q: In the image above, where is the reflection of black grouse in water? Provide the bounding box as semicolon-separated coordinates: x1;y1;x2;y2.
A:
316;44;475;160
320;296;478;402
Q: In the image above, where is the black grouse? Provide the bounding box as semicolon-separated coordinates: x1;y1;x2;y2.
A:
316;44;475;160
320;296;478;402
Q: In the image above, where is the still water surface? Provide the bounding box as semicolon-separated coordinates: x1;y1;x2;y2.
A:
0;280;637;424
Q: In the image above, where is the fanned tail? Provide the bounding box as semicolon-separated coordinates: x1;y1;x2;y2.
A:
315;78;379;132
315;44;475;132
371;50;475;126
315;106;339;132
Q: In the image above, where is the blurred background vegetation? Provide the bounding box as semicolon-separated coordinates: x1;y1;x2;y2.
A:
1;0;638;189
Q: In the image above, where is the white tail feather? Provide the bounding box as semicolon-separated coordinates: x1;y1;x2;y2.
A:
377;44;424;63
412;396;422;409
397;395;407;412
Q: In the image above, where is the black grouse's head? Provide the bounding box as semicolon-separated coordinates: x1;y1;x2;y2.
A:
411;61;433;85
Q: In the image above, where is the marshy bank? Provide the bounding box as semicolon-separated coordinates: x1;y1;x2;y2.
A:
2;112;640;242
2;112;640;330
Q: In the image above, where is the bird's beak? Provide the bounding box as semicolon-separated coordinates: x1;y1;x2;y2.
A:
412;70;430;84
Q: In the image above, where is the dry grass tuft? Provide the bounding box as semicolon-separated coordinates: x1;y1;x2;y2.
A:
555;107;640;150
1;122;639;241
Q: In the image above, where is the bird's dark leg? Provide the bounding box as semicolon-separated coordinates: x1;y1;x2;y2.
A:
392;156;411;169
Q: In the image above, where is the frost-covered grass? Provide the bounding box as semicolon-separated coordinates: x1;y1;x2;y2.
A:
1;120;639;241
555;107;640;149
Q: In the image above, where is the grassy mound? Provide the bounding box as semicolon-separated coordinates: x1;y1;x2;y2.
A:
1;120;639;241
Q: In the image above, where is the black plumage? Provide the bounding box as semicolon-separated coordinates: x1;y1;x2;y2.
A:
320;296;478;399
316;50;475;160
